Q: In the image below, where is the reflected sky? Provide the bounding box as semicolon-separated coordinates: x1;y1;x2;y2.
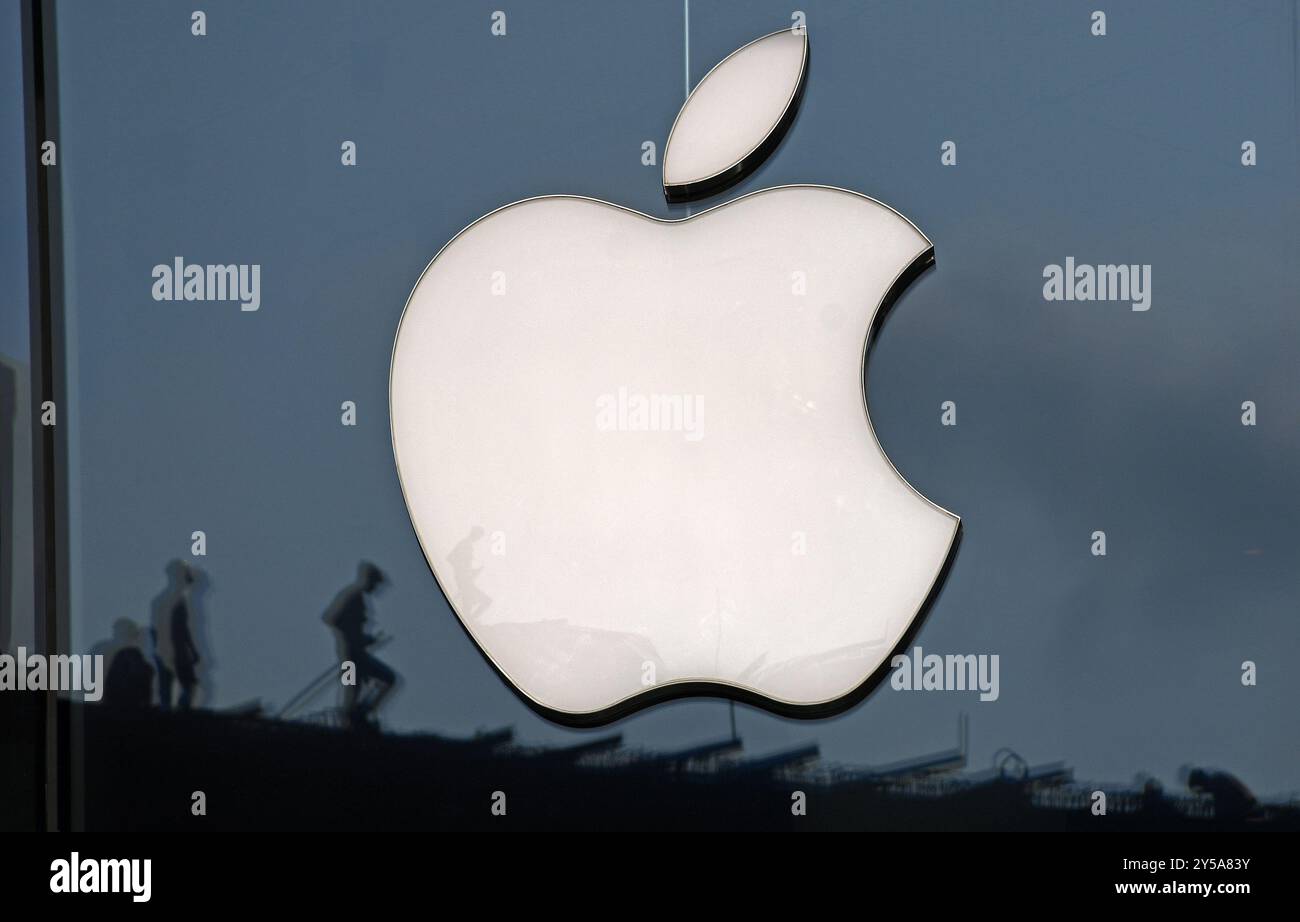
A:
38;1;1300;794
1;0;28;362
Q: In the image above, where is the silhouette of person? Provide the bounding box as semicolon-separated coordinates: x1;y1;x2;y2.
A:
322;561;397;729
150;560;202;711
447;526;492;621
90;617;155;708
187;565;216;707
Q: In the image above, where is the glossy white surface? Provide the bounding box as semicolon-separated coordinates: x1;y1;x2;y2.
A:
664;29;806;193
390;186;958;717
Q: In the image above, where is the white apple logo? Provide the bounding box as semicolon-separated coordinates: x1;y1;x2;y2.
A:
390;28;959;725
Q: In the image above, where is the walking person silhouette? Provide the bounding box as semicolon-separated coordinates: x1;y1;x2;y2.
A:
322;561;398;730
447;526;493;621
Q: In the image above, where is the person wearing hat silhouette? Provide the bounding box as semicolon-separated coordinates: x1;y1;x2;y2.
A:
90;617;155;708
322;561;398;729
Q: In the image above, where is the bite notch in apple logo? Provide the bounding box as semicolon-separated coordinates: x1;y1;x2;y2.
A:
390;27;960;726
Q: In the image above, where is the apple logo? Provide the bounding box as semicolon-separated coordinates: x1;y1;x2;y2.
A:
390;27;960;725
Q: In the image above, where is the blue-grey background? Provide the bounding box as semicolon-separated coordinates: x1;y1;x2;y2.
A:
20;1;1300;795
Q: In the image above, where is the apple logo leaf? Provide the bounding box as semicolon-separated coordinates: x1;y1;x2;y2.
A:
664;27;809;204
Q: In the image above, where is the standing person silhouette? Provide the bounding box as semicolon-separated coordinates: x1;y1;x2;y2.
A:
172;596;201;710
150;559;202;711
322;561;398;729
